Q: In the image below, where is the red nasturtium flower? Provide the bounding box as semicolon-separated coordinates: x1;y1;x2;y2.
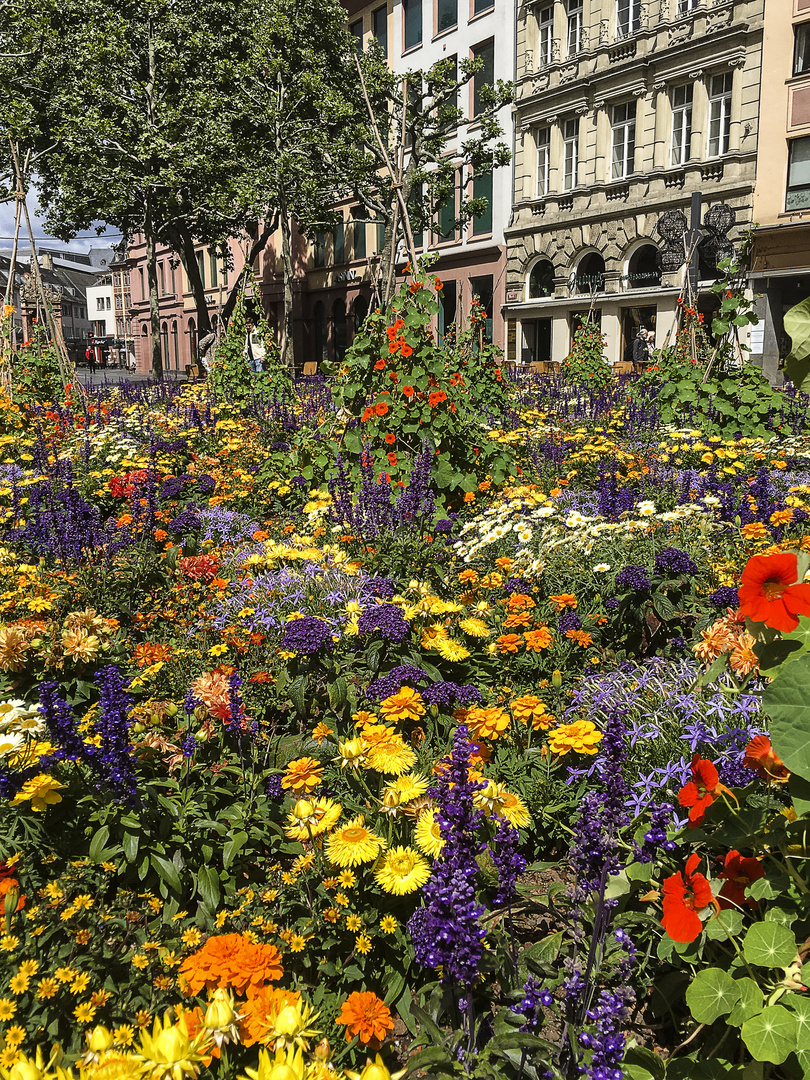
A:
375;402;389;417
661;853;717;942
717;849;765;910
678;753;733;827
384;433;396;445
402;385;415;398
738;552;810;632
743;735;791;783
374;359;386;370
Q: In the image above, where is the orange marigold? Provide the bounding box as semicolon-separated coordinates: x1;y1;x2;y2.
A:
241;985;301;1047
336;991;394;1048
524;627;553;651
496;634;522;654
179;933;283;995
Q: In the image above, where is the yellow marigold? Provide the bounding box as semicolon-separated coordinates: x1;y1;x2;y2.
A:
741;522;769;539
466;706;511;741
511;695;553;730
379;687;425;723
770;509;794;526
11;774;66;812
326;816;386;867
548;720;603;757
281;757;323;794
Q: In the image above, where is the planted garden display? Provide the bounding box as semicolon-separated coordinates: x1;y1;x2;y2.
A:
2;268;810;1080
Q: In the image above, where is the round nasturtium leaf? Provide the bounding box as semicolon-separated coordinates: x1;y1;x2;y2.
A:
726;977;764;1027
685;968;740;1024
783;991;810;1052
742;922;797;969
741;1005;797;1064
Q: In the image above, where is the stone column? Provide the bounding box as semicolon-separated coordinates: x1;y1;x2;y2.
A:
593;102;610;184
727;62;745;152
652;84;668;169
690;71;708;160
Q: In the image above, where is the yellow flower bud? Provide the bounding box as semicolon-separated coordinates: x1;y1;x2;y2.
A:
552;669;562;688
204;989;237;1032
313;1040;332;1063
87;1026;115;1054
292;799;315;820
273;1005;303;1038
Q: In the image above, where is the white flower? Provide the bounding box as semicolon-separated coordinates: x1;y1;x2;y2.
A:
593;563;611;573
534;507;556;519
0;731;25;758
636;501;657;517
701;496;721;508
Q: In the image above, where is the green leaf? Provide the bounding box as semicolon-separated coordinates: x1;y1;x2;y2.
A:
122;831;140;864
327;676;347;711
490;1033;552;1052
288;675;307;719
223;830;248;871
789;772;810;817
403;1047;452;1074
763;653;810;780
784;296;810;391
784;992;810;1051
743;922;797;968
706;908;743;941
88;825;110;863
622;1045;665;1080
741;1005;797;1063
410;1004;445;1043
652;594;676;622
151;853;182;894
525;931;563;964
197;865;221;910
686;967;740;1023
727;978;764;1027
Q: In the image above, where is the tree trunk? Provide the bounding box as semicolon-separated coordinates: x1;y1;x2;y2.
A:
144;196;163;381
173;224;211;337
221;216;277;327
278;193;295;373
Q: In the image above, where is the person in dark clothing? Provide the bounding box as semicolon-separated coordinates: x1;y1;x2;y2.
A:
85;342;96;373
632;328;650;367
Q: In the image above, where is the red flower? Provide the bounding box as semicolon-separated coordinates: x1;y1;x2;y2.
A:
434;277;443;290
361;407;374;422
375;402;389;417
718;850;765;910
388;341;400;354
661;853;716;942
400;343;413;358
678;753;725;827
387;453;397;467
374;359;386;370
384;433;395;445
743;735;790;783
738;553;810;632
402;385;415;398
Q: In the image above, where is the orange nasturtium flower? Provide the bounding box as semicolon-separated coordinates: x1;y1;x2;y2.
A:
738;552;810;632
661;853;717;943
743;735;790;783
336;991;394;1048
677;753;735;827
717;849;765;911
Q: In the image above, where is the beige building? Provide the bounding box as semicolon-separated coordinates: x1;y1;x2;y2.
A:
504;0;764;367
750;0;810;380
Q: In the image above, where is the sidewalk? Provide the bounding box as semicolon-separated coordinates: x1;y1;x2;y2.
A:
77;368;187;387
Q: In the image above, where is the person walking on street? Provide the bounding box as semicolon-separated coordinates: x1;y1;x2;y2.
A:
632;328;650;369
85;341;96;374
244;316;266;374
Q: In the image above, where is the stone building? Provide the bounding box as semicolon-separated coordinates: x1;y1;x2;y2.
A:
503;0;764;366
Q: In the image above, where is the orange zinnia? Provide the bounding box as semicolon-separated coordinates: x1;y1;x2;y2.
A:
738;552;810;632
661;853;716;942
336;991;394;1048
179;933;283;994
743;735;790;783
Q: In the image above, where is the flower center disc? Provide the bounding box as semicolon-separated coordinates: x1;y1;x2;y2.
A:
763;580;789;601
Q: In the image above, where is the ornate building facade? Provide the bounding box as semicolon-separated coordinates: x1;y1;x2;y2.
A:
503;0;764;366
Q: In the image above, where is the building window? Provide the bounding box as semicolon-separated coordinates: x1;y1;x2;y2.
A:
352;207;367;259
138;267;144;299
474;0;494;11
438;280;457;339
677;0;699;12
158;262;165;295
403;0;422;50
351;19;363;49
563;119;578;191
611;101;636;179
470;275;494;341
437;175;457;241
106;296;112;310
209;251;218;288
314;232;326;267
671;85;693;166
536;127;550;196
96;297;104;311
708;72;732;157
437;0;456;32
334;221;345;264
795;21;810;76
567;0;583;57
472;171;493;235
538;7;553;66
616;0;641;38
787;136;810;210
196;250;206;288
373;6;388;56
170;261;177;294
528;260;555;298
472;40;494;117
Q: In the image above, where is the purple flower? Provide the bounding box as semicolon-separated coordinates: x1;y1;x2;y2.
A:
558;609;582;635
709;585;739;610
356;604;410;643
362;576;397;599
654;547;697;577
614;565;651;592
490;816;527;906
366;665;427;702
421;682;482;710
280;616;334;656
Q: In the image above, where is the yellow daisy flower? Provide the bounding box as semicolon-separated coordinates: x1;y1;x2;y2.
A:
374;847;431;895
414;809;445;858
326;816;386;868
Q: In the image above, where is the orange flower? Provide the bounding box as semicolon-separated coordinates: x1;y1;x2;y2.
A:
738;552;810;632
743;735;790;783
717;850;765;911
336;991;394;1048
466;706;510;741
741;522;769;539
434;277;443;290
496;634;521;654
179;933;283;994
387;453;397;467
282;757;324;794
374;359;386;370
506;593;535;613
400;342;413;358
677;753;733;827
241;986;301;1047
549;593;577;612
361;407;374;422
661;853;716;943
375;402;389;417
524;628;553;651
154;529;168;542
402;385;415;398
0;878;24;915
566;629;593;648
384;433;395;445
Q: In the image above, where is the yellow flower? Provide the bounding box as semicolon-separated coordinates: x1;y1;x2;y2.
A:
11;773;66;811
9;973;29;995
0;935;19;952
289;934;307;953
432;637;471;662
283;798;342;842
511;695;553;730
466;706;510;741
135;1009;208;1080
239;1044;306;1080
379;915;397;934
344;1053;407;1080
473;781;532;829
379;687;425;724
281;757;323;794
385;773;429;804
335;737;366;771
131;954;149;970
414;810;445;858
54;966;77;983
326;816;386;868
0;997;15;1020
363;726;417;775
355;934;372;955
335;892;349;908
71;971;91;994
346;914;362;931
374;847;431;895
18;960;38;979
75;1001;98;1023
547;720;603;757
181;929;202;949
459;617;490;638
114;1026;136;1047
3;1026;25;1048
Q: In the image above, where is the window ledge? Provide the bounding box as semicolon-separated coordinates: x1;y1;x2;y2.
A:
432;25;457;42
469;6;495;23
402;42;423;56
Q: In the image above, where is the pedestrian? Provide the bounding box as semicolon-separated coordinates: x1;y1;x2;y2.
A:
85;341;96;374
632;328;650;368
244;315;266;374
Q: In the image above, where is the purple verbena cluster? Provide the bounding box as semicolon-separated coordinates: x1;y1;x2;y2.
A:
280;616;335;656
356;604;410;643
558;609;582;635
614;565;651;593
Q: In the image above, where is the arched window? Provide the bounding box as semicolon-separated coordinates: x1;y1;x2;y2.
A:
171;322;179;370
353;295;369;334
575;252;605;294
313;301;327;365
627;244;661;289
333;299;347;362
528;260;555;299
160;321;169;367
188;318;197;361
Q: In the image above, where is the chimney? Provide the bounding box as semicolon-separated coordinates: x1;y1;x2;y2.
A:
40;251;53;271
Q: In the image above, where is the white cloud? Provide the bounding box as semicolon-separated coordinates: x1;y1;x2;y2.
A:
0;192;120;253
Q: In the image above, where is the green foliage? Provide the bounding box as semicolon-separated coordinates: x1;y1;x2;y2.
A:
560;320;612;390
208;292;292;406
12;323;64;407
324;265;517;503
783;296;810;393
